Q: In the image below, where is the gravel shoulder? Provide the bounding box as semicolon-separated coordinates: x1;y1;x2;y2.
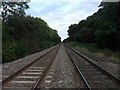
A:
41;45;86;88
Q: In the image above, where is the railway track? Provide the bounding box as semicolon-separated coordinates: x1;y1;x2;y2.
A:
2;44;61;89
2;44;119;89
65;45;120;89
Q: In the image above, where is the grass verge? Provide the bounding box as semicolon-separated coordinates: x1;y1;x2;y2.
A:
70;42;120;63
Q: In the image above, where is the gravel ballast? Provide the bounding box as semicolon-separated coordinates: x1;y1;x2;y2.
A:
40;45;86;88
2;45;57;81
70;45;120;80
2;44;119;89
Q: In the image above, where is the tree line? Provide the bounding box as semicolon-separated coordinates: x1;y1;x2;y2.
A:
64;1;120;51
2;2;61;63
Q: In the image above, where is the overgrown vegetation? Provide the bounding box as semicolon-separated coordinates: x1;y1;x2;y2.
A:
2;2;61;63
63;1;120;61
71;42;120;62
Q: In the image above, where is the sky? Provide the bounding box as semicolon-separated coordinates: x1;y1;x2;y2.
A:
26;0;102;41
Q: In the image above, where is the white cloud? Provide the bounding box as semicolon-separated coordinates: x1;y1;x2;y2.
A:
30;0;102;2
26;1;100;41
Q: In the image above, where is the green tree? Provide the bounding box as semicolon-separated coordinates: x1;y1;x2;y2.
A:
66;1;120;51
2;2;61;63
2;2;29;21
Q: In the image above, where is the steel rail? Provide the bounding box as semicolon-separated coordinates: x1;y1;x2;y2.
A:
2;45;59;86
32;45;61;90
66;45;120;85
65;47;91;90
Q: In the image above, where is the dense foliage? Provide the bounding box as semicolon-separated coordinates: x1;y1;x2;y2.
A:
2;2;61;63
64;2;120;51
2;2;29;21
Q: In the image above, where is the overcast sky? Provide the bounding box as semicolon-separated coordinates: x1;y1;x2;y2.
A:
26;0;101;41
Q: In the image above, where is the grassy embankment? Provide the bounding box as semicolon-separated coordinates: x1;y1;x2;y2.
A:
70;42;120;63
